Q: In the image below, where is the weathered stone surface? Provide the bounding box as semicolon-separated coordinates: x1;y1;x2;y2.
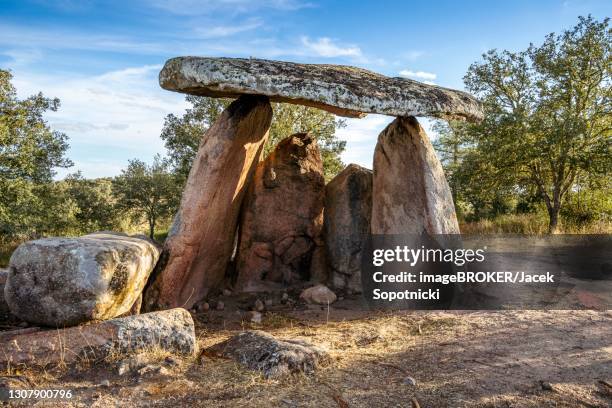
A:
159;57;483;122
0;308;196;368
5;232;160;327
0;268;9;318
234;133;325;292
206;330;330;378
324;164;372;293
144;95;272;310
371;116;460;235
299;284;337;305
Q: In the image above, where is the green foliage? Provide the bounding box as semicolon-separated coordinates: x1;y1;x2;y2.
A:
447;16;611;232
160;96;347;183
64;172;121;232
112;156;181;239
0;69;72;182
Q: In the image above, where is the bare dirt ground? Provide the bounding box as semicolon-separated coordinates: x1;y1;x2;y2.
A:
4;296;611;408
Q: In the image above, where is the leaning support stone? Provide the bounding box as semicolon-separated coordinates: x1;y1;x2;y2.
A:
0;308;196;368
371;116;460;235
145;95;272;310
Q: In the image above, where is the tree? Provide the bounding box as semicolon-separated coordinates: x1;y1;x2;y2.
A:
463;16;611;232
0;69;74;240
112;156;180;239
161;96;347;182
0;70;72;183
64;172;121;232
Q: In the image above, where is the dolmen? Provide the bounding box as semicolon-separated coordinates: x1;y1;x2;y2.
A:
144;57;482;310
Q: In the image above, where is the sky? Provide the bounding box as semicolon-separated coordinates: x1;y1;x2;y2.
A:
1;0;610;178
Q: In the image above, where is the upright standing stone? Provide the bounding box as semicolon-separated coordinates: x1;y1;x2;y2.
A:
371;116;459;235
145;95;273;310
324;164;372;293
234;133;325;292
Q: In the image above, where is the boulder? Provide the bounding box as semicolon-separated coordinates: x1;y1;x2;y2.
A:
206;330;330;378
324;164;372;293
371;116;460;235
234;133;325;291
144;95;273;310
300;284;337;305
0;308;196;368
0;268;9;318
159;57;483;122
5;232;160;327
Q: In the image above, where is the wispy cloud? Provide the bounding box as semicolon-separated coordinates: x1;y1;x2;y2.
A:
399;70;437;80
193;18;263;39
11;64;188;178
149;0;310;15
300;36;362;58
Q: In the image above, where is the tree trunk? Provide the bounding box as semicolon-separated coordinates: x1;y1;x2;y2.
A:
144;95;272;311
547;204;560;234
148;219;155;240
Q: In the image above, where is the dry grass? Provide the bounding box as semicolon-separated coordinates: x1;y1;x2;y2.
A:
3;309;611;407
460;213;612;235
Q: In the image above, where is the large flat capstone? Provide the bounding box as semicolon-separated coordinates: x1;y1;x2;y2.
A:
159;57;483;122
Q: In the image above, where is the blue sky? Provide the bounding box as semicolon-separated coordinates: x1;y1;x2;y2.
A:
1;0;610;178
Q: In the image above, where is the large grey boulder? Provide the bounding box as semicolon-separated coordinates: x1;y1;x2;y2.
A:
5;232;160;327
0;308;196;368
0;269;9;318
159;57;483;122
324;164;372;293
207;330;330;378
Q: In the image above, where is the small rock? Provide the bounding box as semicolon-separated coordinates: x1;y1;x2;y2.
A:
299;284;337;305
199;302;210;312
222;289;232;296
282;293;289;301
264;299;273;307
403;376;417;386
189;308;196;314
17;321;28;328
540;381;554;391
254;299;265;312
216;301;225;311
164;356;180;367
99;379;110;387
206;330;330;379
245;311;262;323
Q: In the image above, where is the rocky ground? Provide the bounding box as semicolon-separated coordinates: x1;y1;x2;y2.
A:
2;295;611;407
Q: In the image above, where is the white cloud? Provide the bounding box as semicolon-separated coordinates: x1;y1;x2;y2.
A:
300;36;362;58
399;70;437;81
149;0;309;14
337;115;393;169
11;65;188;179
193;19;263;39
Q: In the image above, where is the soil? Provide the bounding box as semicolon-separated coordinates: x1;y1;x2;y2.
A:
2;294;611;407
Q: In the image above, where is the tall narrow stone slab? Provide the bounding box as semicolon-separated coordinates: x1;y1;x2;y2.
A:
324;164;372;293
234;133;325;292
371;116;459;235
145;95;272;310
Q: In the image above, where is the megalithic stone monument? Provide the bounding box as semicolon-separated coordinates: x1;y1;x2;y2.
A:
145;56;483;309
